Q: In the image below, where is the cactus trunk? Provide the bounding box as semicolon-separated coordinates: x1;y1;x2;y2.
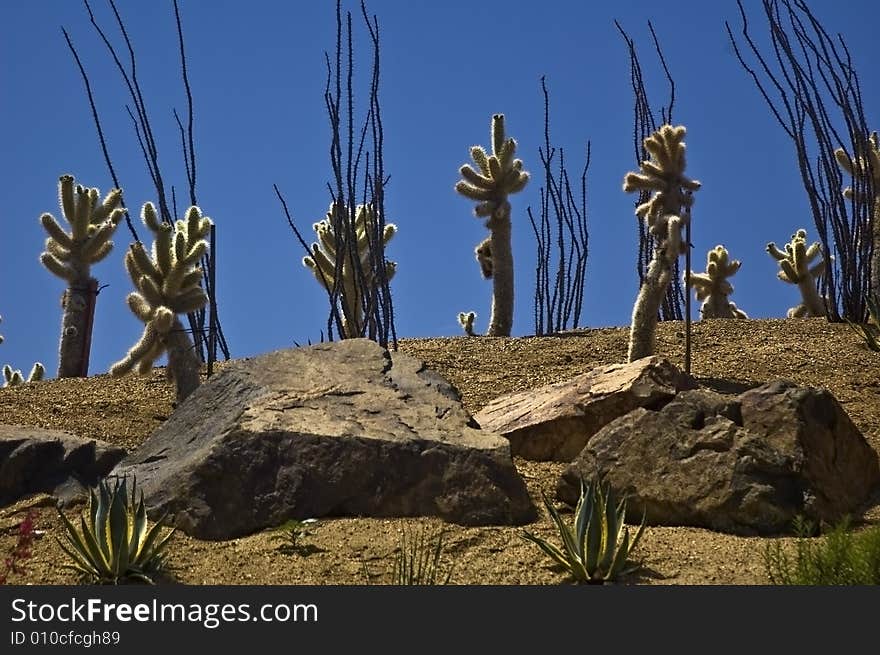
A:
57;274;98;378
798;278;826;316
629;255;672;361
165;317;201;403
488;212;514;337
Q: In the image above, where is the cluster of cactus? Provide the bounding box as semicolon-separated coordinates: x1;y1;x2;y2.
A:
39;175;125;378
303;202;397;339
455;114;529;337
766;228;828;318
623;124;701;361
0;315;44;388
688;245;748;319
109;202;211;402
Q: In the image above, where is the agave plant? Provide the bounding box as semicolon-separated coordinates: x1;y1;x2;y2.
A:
55;476;175;585
522;478;645;584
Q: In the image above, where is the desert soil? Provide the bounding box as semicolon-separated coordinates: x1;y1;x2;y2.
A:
1;318;879;585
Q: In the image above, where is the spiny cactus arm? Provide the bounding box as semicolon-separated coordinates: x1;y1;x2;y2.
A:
455;177;498;202
110;322;163;377
40;213;75;250
766;241;789;261
59;175;76;223
39;252;77;282
458;164;496;190
168;287;209;315
91;188;124;224
27;363;45;382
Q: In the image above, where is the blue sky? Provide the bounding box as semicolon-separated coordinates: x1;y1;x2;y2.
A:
1;0;878;378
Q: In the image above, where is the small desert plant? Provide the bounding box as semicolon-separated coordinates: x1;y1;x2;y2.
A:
522;479;645;585
55;476;175;585
363;526;454;585
0;510;38;585
2;363;45;388
845;292;880;351
270;518;318;552
765;516;880;585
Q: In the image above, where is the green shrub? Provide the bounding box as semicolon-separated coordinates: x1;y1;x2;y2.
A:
270;518;318;553
765;516;880;585
55;476;175;585
522;478;645;585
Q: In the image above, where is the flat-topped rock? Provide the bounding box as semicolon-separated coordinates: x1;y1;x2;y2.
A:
473;356;696;461
113;339;535;540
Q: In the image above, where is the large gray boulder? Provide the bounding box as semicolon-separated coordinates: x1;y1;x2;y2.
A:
0;425;126;506
559;380;880;535
113;339;536;540
473;356;696;461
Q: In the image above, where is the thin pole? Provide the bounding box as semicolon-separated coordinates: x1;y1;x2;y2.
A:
684;217;692;376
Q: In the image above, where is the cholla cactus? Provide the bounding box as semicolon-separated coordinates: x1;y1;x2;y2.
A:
623;125;701;361
688;245;748;319
303;202;396;339
457;311;477;336
3;363;45;387
455;114;529;337
766;229;827;318
110;203;211;402
39;175;125;378
835;132;880;302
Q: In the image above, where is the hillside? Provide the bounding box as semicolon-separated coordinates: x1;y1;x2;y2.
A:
1;318;878;585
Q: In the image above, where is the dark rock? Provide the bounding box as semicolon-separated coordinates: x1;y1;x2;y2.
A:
559;381;880;535
0;425;126;506
113;339;535;540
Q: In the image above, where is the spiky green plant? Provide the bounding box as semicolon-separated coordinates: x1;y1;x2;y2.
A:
39;175;125;378
623;124;701;361
522;479;645;585
455;114;529;337
110;203;211;403
55;476;175;585
765;516;880;585
362;526;454;585
688;245;748;319
766;228;828;318
303;202;396;339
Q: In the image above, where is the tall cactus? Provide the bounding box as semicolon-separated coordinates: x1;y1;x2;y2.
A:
455;114;529;337
623;125;701;361
303;202;397;339
110;202;211;402
39;175;124;377
688;245;748;319
835;132;880;303
766;229;827;318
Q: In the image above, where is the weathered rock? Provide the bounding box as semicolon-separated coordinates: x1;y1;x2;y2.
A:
113;339;536;540
0;425;126;506
473;356;696;461
559;380;880;535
